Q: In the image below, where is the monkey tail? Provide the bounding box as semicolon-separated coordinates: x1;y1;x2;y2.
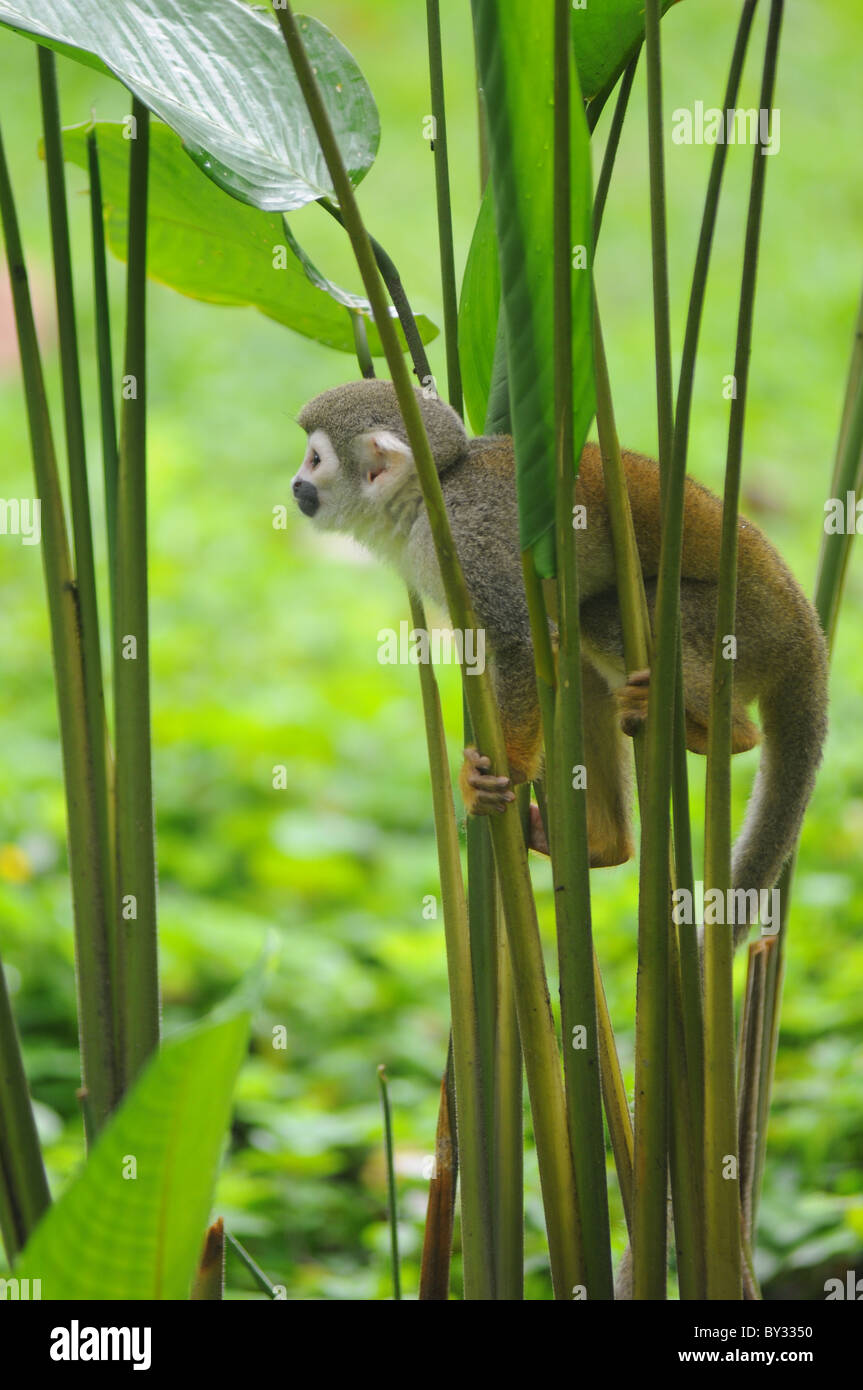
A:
731;609;828;929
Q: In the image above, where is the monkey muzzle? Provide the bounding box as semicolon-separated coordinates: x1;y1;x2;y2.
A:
292;477;320;518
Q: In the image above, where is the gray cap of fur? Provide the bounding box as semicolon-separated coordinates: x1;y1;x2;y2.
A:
297;379;468;474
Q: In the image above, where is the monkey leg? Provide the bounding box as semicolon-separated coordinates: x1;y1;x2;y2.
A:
580;581;760;756
459;639;543;816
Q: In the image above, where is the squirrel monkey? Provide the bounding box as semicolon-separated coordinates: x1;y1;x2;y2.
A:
292;380;828;940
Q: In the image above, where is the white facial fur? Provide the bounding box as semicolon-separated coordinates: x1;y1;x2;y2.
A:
292;426;421;549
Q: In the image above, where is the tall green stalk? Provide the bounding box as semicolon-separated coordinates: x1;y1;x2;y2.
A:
592;52;639;244
87;128;120;636
425;0;462;415
115;98;160;1084
38;46;119;1108
703;0;783;1299
744;268;863;1237
408;594;494;1299
276;2;584;1298
631;0;676;1299
549;0;613;1299
0;947;51;1260
0;115;117;1134
376;1065;401;1300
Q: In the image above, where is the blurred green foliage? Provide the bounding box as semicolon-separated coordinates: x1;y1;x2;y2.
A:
0;0;861;1299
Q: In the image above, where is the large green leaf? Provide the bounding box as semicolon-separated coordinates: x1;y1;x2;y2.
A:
61;122;436;356
0;0;378;212
458;182;500;436
573;0;681;101
14;1010;249;1299
471;3;594;570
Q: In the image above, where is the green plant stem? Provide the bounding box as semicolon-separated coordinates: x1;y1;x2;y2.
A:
668;5;759;1287
350;308;375;379
116;98;160;1086
632;0;676;1300
594;955;634;1232
743;270;863;1239
0;947;51;1261
426;0;463;414
703;0;782;1300
408;594;494;1299
0;115;117;1134
592;51;639;244
738;940;770;1236
815;282;863;649
493;881;524;1300
550;0;612;1299
319;197;432;386
225;1231;281;1299
39;47;119;1111
376;1064;402;1300
277;3;584;1298
87;128;120;632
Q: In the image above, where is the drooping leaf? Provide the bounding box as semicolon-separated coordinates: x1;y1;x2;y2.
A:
61;122;436;356
0;0;379;212
457;182;500;436
471;3;594;570
14;1010;250;1299
572;0;681;101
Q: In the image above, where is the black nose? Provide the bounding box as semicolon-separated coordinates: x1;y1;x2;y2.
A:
293;479;319;517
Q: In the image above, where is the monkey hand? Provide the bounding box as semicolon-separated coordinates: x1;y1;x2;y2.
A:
459;749;552;855
614;668;651;738
459;747;517;815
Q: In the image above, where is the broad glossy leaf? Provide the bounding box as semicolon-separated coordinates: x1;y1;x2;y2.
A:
573;0;681;101
458;182;500;436
14;1011;249;1299
472;3;594;570
62;123;436;356
0;0;378;212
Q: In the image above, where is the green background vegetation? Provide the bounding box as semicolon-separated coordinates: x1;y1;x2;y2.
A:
0;0;861;1297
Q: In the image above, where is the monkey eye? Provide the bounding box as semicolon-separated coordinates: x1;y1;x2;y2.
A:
311;450;321;468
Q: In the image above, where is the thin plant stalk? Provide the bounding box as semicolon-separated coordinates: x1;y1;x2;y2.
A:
0;947;51;1260
376;1065;402;1301
550;0;613;1298
703;0;783;1299
0;117;117;1133
631;0;677;1299
744;269;863;1235
425;0;463;414
492;897;523;1299
594;300;704;1296
87;128;120;631
668;0;759;1245
276;2;584;1298
738;940;771;1235
592;52;639;244
408;592;494;1299
39;48;119;1107
225;1231;281;1299
319;197;432;386
115;97;160;1085
815;281;863;650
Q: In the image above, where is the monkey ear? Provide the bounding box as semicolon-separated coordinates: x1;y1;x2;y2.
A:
353;430;414;485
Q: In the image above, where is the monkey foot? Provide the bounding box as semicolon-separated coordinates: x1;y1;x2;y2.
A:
459;747;516;816
614;668;651;737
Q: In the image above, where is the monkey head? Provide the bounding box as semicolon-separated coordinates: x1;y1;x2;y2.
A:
292;380;468;536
